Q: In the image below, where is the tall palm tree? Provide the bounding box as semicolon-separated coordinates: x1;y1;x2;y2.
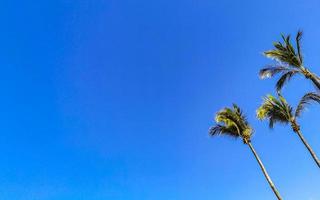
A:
257;93;320;167
209;104;282;200
259;31;320;92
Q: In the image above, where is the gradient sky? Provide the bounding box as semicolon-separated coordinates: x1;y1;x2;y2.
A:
1;0;320;199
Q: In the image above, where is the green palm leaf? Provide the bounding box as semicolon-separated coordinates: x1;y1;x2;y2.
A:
209;125;238;138
295;92;320;117
259;66;291;79
275;70;298;92
296;30;303;63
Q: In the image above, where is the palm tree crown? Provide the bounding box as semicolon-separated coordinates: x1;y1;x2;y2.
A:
256;94;293;128
209;104;253;143
259;31;320;92
257;93;320;128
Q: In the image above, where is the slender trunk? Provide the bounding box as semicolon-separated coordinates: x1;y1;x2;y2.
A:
291;121;320;168
247;142;282;200
303;67;320;90
309;75;320;91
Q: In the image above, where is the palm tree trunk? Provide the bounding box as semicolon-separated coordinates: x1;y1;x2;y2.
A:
309;75;320;91
247;142;282;200
301;67;320;90
293;127;320;168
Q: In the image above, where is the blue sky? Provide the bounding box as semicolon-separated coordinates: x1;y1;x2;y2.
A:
1;0;320;199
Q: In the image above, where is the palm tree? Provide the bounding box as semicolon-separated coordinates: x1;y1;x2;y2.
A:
259;31;320;92
209;104;282;200
257;93;320;168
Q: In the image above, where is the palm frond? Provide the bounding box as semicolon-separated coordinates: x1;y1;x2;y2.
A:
233;104;249;126
278;94;294;118
268;118;275;129
209;125;239;138
295;92;320;117
259;65;291;79
296;30;303;64
275;70;298;92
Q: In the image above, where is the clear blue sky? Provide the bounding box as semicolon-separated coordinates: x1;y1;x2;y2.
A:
1;0;320;199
